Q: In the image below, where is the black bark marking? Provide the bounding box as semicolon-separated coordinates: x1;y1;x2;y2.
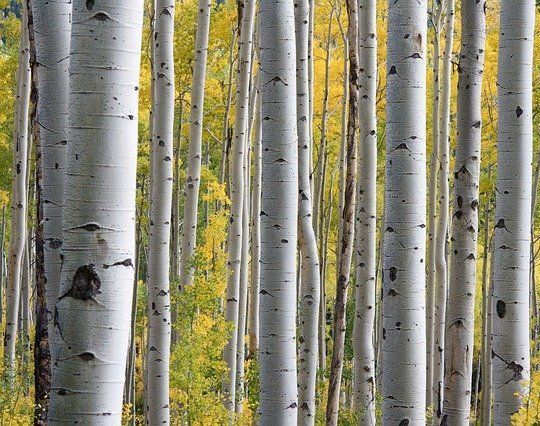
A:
388;65;397;75
399;419;409;426
86;0;94;10
496;300;506;318
78;352;95;361
92;12;111;21
49;239;62;249
389;267;397;281
494;219;508;231
74;223;101;232
62;265;101;301
103;258;133;269
516;106;523;118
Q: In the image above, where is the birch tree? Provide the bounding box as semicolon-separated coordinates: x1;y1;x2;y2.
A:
48;1;144;422
258;0;298;422
295;1;321;423
4;0;30;380
441;0;485;421
178;0;211;290
326;1;358;423
146;0;175;423
382;0;427;422
352;0;377;420
223;0;256;410
492;0;535;421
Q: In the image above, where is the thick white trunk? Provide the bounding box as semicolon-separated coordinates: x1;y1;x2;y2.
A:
258;0;298;422
178;0;211;289
382;0;427;422
223;0;256;411
48;1;144;422
441;0;485;421
352;0;377;421
4;1;31;379
146;0;175;423
492;0;534;421
295;1;321;424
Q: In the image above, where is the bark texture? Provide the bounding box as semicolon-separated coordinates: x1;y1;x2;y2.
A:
492;0;534;421
48;1;144;422
258;0;299;422
382;0;427;422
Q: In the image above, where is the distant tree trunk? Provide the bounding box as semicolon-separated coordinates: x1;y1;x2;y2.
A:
382;0;427;422
0;207;5;324
4;0;31;381
248;91;261;357
146;0;175;423
48;1;144;422
425;0;443;409
295;1;321;424
223;0;256;411
530;146;540;342
325;1;358;424
258;0;299;422
352;0;377;420
441;0;485;421
178;0;211;290
492;0;534;421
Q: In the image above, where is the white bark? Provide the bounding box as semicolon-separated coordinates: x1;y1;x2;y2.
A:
178;0;211;289
352;0;377;421
48;1;144;422
258;0;298;422
425;0;443;409
492;0;534;421
223;0;256;411
433;0;455;416
382;0;427;422
30;0;71;365
146;0;175;423
4;1;31;379
295;1;321;424
441;0;485;421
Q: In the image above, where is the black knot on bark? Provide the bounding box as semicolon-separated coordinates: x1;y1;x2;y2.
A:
66;264;101;301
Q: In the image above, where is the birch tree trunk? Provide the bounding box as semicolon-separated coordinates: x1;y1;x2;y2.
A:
223;0;256;411
382;0;427;422
48;1;144;422
433;0;455;417
258;0;298;422
352;0;377;420
426;0;443;409
4;0;31;380
441;0;485;421
492;0;535;421
295;1;321;423
146;0;175;423
326;1;358;423
178;0;211;290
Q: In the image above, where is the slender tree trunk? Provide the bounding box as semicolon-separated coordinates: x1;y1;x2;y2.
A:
223;0;256;412
0;206;5;324
352;0;377;420
248;93;261;358
441;0;485;421
425;0;443;409
492;0;535;421
258;0;298;422
146;0;175;423
295;2;321;424
482;237;494;426
4;0;31;381
325;1;358;424
178;0;211;290
382;0;427;422
48;1;144;422
530;146;540;342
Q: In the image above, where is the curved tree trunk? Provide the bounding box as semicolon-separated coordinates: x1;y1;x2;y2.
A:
223;0;256;411
425;0;443;409
4;0;31;381
352;0;377;421
492;0;534;421
48;1;144;422
441;0;485;421
295;1;321;424
146;0;175;423
325;1;358;424
178;0;211;290
258;0;298;422
382;0;427;422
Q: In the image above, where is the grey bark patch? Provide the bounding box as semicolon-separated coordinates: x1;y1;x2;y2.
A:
62;264;101;301
49;239;63;249
496;300;506;318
